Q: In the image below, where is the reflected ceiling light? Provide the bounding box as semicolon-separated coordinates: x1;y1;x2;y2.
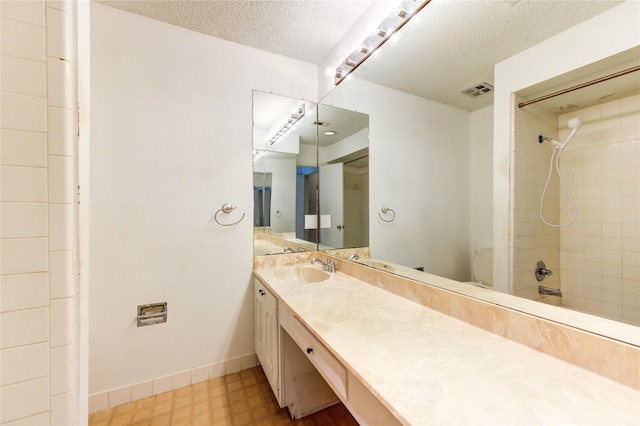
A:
375;28;388;38
266;103;306;146
395;8;409;19
334;0;430;86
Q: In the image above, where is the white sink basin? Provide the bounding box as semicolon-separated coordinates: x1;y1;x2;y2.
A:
273;267;330;283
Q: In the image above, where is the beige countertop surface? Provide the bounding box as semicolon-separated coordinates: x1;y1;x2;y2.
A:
254;264;640;426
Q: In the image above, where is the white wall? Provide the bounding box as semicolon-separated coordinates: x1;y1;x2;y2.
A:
494;0;640;293
89;2;317;404
266;157;297;233
320;128;368;164
469;106;494;270
323;78;471;280
0;1;78;424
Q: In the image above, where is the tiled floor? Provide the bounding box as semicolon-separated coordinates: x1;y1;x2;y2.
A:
89;366;359;425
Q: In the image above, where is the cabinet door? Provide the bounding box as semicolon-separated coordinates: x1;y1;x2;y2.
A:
255;280;265;362
262;286;278;387
255;279;279;397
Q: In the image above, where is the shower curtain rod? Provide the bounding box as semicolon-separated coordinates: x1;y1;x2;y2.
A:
517;65;640;109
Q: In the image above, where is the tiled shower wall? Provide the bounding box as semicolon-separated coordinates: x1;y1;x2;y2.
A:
558;94;640;325
513;93;640;326
512;97;562;302
0;1;77;424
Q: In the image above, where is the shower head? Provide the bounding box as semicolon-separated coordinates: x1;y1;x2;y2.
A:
558;117;583;150
567;117;583;130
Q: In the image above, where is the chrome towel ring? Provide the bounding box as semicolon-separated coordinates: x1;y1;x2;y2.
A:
378;205;396;222
214;203;245;226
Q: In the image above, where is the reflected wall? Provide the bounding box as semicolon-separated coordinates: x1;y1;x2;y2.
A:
322;78;474;280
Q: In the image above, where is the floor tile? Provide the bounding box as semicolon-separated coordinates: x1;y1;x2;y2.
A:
88;366;359;425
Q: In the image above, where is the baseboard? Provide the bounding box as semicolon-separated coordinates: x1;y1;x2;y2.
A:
88;352;258;413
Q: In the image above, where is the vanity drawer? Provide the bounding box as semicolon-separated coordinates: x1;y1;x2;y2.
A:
280;307;347;400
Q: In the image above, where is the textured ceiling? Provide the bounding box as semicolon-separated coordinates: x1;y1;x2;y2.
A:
351;0;626;111
97;0;374;64
98;0;631;112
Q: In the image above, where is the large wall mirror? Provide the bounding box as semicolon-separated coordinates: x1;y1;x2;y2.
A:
317;104;369;250
253;91;319;255
318;0;639;345
252;91;370;255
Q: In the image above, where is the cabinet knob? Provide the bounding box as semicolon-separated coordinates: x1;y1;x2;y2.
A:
306;347;313;354
258;289;265;296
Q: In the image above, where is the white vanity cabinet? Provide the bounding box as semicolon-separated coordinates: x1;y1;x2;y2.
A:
254;278;280;402
254;275;402;424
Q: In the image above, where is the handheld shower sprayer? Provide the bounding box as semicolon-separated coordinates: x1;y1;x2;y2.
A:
538;117;583;151
559;117;583;150
538;117;583;228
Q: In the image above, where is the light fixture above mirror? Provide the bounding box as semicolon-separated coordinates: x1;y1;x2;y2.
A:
334;0;430;85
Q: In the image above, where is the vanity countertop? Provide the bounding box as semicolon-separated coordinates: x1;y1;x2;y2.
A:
254;264;640;425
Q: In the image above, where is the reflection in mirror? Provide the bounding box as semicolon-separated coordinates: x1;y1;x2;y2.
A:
252;91;318;255
317;104;370;250
320;1;639;342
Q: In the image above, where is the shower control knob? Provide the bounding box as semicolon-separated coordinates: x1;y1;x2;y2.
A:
535;261;553;282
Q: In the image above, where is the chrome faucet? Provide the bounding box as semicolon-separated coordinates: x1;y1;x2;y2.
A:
538;286;562;297
311;257;337;272
283;247;294;253
348;254;359;261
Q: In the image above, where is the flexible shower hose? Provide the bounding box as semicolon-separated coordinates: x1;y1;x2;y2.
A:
539;148;577;227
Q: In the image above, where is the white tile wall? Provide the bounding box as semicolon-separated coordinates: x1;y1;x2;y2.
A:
512;99;562;300
1;55;47;97
0;1;45;26
190;366;209;384
1;307;49;349
557;94;640;325
0;343;49;386
88;354;258;413
0;2;77;424
0;273;49;312
88;393;108;415
50;392;73;426
0;18;46;61
47;107;73;156
514;94;640;325
46;58;72;109
131;380;153;401
1;129;47;167
0;238;48;275
49;250;73;299
49;298;73;347
2;413;50;426
0;203;48;238
48;203;73;251
46;7;71;60
108;386;132;409
48;155;73;204
50;344;73;395
0;378;49;423
0;92;47;131
152;376;173;396
0;166;47;202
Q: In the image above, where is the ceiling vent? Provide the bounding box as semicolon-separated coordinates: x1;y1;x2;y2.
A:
461;82;494;98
